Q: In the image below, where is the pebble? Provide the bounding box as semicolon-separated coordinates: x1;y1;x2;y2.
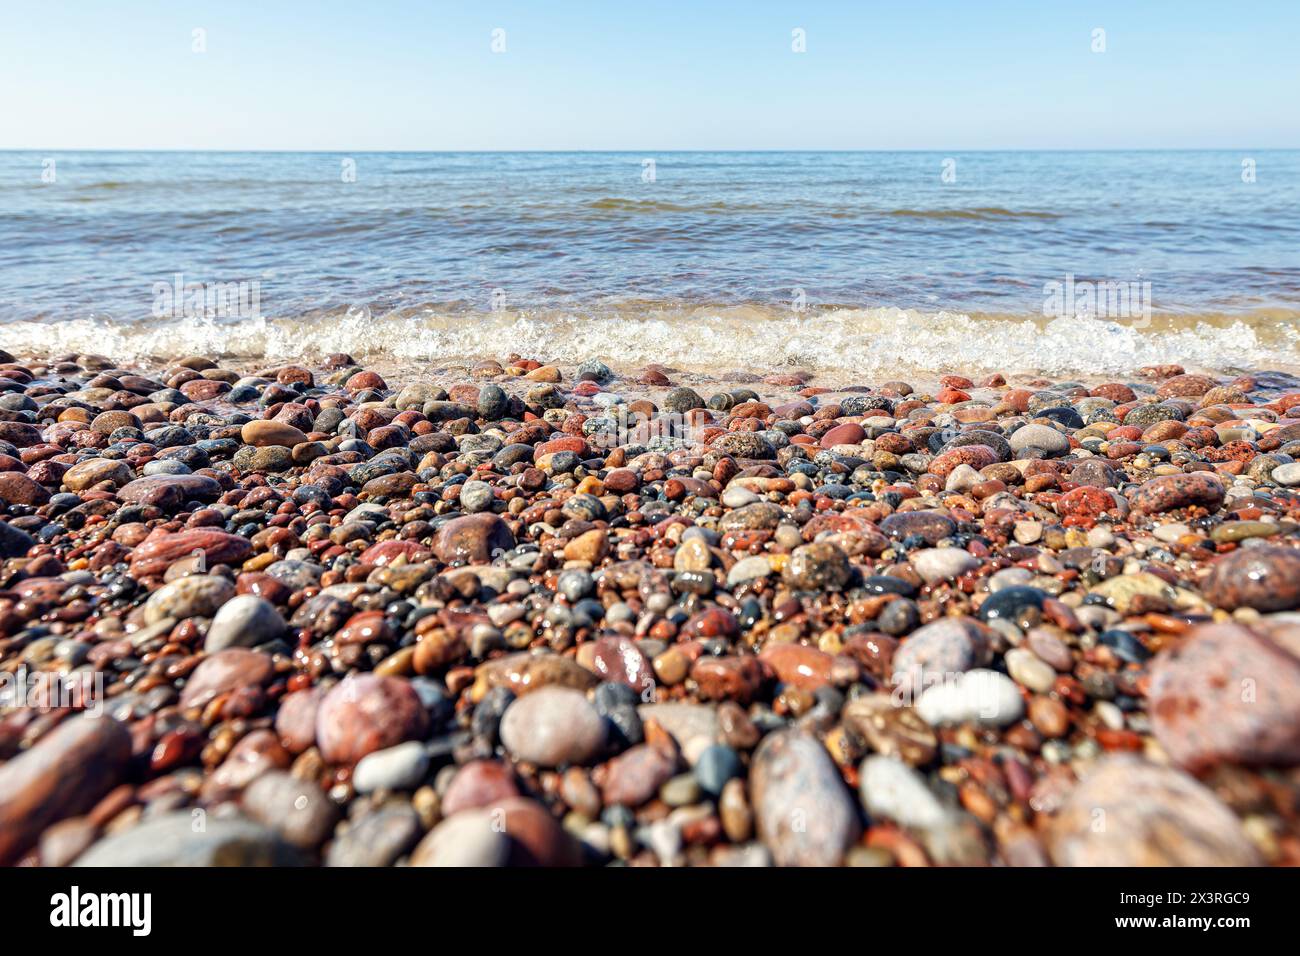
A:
1048;756;1261;866
352;741;432;793
915;670;1024;727
3;352;1298;870
890;616;992;697
750;730;859;867
1149;621;1300;768
143;574;235;624
326;804;422;867
315;675;430;765
1130;472;1226;514
499;687;607;767
0;717;133;866
910;546;979;585
1200;545;1300;612
858;755;951;830
180;648;275;709
74;812;302;867
242;771;341;849
432;513;516;566
204;594;285;651
1004;647;1057;693
410;808;512;866
1009;423;1071;457
441;760;520;816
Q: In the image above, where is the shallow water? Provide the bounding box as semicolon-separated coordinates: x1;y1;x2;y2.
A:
2;150;1298;374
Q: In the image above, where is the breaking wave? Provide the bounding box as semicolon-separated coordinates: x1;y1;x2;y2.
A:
4;304;1297;379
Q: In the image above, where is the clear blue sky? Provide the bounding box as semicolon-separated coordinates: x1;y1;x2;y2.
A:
1;0;1296;150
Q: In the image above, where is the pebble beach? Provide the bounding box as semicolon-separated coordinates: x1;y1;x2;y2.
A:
2;347;1299;867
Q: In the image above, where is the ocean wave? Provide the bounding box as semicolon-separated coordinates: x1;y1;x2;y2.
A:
584;197;756;214
883;207;1063;221
3;305;1297;379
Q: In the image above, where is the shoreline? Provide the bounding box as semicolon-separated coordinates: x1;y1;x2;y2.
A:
1;348;1299;867
4;300;1299;384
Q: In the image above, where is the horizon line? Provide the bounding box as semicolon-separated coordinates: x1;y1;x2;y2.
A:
2;146;1298;155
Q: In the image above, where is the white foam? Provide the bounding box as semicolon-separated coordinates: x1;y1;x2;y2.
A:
3;305;1297;378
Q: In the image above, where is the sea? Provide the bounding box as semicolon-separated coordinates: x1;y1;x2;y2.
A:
1;150;1298;378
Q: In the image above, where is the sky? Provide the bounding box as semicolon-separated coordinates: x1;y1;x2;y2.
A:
1;1;1296;151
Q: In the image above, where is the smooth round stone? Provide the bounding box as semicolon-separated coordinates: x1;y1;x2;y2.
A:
0;522;34;559
326;804;422;867
1149;621;1300;768
477;384;509;419
1200;545;1300;612
143;574;235;625
910;546;979;585
587;637;652;690
315;674;430;765
890;616;991;697
662;387;704;413
660;773;702;807
1026;629;1073;671
62;457;133;491
205;594;285;652
1004;647;1057;693
1009;423;1071;457
0;716;133;866
1098;629;1152;664
880;511;956;545
1129;472;1226;515
916;670;1024;727
673;536;713;573
459;480;494;513
499;686;607;767
859;574;918;598
209;729;290;791
557;569;595;602
241;771;341;849
142;459;190;476
601;744;676;806
727;555;773;587
944;463;982;492
410;808;512;866
241;419;308;448
441;760;521;816
73;812;301;867
179;648;274;709
978;585;1046;622
431;513;516;566
265;559;324;590
820;422;866;448
352;741;431;793
1152;521;1189;543
694;744;743;797
858;755;950;830
718;500;783;530
784;542;851;590
721;486;761;508
1210;521;1281;543
1272;462;1300;486
986;567;1033;592
750;730;859;867
1048;756;1260;866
